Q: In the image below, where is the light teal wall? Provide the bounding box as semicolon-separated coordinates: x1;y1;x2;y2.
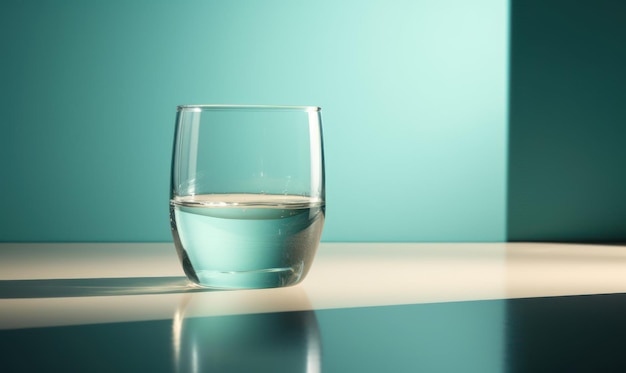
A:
0;0;508;242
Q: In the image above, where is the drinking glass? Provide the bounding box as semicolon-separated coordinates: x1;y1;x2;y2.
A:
170;105;325;289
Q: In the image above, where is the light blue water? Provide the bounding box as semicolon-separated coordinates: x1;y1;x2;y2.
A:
170;194;325;289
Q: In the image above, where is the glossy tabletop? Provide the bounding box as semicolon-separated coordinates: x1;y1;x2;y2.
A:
1;242;625;372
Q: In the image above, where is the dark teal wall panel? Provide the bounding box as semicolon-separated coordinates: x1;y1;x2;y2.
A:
507;0;626;241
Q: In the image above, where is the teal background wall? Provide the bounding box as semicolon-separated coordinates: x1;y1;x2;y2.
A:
0;0;508;242
507;0;626;241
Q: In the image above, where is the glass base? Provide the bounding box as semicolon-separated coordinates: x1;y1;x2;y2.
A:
187;266;305;290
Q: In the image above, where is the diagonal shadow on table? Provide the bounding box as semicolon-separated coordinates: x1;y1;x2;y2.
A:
0;277;213;299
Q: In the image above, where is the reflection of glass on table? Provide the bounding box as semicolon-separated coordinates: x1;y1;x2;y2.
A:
172;293;321;373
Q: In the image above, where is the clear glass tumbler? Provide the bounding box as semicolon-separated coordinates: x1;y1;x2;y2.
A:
170;105;325;289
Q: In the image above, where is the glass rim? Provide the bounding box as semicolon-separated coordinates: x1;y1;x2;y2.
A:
177;104;321;112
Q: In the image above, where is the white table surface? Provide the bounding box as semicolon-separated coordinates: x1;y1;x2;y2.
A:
2;242;625;330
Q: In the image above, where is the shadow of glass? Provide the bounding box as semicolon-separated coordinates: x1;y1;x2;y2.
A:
0;277;211;299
